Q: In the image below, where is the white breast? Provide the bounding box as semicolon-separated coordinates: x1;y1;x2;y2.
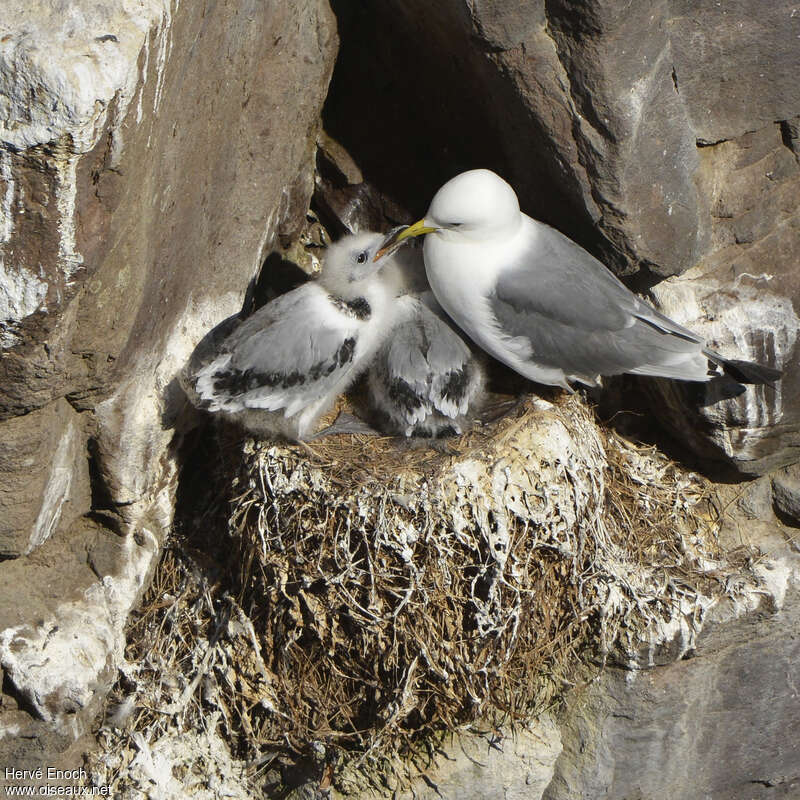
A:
423;235;498;343
423;223;571;388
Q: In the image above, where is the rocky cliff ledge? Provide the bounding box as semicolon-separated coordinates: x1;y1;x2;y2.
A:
0;1;798;797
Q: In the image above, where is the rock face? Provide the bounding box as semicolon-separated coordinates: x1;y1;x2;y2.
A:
773;464;800;524
0;0;337;769
325;0;800;474
647;259;799;475
545;571;800;799
2;0;799;791
394;720;563;800
0;399;89;556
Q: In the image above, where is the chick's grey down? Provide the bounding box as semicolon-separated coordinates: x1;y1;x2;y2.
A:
368;288;484;438
183;232;404;440
391;169;780;391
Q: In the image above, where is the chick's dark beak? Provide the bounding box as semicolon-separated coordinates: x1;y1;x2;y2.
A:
374;219;438;261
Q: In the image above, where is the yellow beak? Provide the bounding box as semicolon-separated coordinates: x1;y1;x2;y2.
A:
374;218;438;261
395;218;438;241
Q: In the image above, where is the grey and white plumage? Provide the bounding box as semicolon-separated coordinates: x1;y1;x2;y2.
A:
183;232;404;440
367;290;484;437
390;169;781;390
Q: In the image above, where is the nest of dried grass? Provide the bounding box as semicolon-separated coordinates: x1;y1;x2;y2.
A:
91;393;759;796
223;394;728;758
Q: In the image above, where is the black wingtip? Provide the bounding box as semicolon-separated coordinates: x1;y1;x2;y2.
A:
722;359;782;385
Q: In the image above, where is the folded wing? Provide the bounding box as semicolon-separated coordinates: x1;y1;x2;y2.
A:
488;221;711;383
190;284;367;417
369;295;483;435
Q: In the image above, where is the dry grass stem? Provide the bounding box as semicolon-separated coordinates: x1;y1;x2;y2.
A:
87;394;768;796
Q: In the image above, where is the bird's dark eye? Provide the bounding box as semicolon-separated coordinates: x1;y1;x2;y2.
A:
450;222;463;228
356;251;368;264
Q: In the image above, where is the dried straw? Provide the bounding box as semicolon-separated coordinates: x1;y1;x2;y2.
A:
89;393;758;796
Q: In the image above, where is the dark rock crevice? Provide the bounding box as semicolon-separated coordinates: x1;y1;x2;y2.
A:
322;0;603;255
779;118;800;162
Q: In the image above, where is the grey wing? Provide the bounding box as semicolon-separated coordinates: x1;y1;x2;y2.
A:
417;297;483;417
180;313;242;406
370;297;481;429
189;284;363;416
490;222;707;379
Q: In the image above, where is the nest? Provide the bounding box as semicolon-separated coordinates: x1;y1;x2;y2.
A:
88;393;762;796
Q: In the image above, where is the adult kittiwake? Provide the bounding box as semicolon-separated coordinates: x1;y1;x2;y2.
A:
184;232;405;440
381;169;781;390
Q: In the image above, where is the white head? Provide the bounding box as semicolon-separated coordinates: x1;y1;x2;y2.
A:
428;169;521;240
318;232;402;300
318;232;385;295
383;170;522;251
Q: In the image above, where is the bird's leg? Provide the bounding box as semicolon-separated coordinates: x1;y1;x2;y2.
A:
307;412;381;440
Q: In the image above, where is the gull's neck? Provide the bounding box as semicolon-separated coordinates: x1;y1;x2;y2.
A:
324;269;395;315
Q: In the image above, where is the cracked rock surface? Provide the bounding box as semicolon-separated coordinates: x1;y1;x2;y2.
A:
0;0;337;770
